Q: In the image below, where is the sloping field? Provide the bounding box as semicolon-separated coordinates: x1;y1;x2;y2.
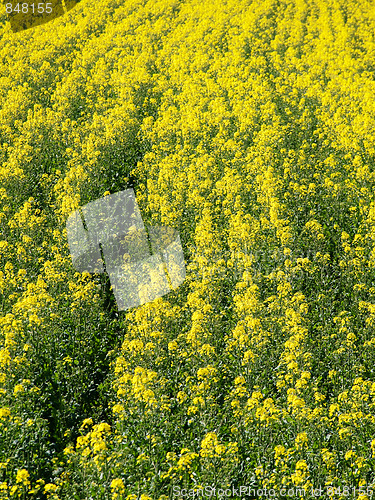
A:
1;0;375;498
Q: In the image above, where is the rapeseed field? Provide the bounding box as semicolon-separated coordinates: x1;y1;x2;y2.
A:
1;0;375;498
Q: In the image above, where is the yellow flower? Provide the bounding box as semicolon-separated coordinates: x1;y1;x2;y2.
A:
93;441;106;453
111;478;125;491
295;432;308;450
76;435;90;448
44;483;58;493
0;408;10;419
177;449;199;469
321;449;335;469
13;384;24;395
168;340;178;351
136;453;149;464
15;469;30;486
96;422;111;433
345;450;356;461
63;445;74;455
339;427;352;439
80;418;93;430
112;403;124;414
177;391;187;403
62;356;73;366
291;460;309;486
10;485;18;495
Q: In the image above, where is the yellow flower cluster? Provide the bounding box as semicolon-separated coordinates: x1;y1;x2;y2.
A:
1;0;375;496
